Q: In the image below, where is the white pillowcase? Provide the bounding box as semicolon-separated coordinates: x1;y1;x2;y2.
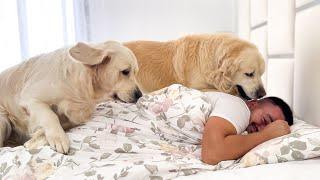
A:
240;119;320;167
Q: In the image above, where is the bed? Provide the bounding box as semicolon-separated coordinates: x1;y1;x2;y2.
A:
1;0;320;179
177;158;320;180
1;84;320;180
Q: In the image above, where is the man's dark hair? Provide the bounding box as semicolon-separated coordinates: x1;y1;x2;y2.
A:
261;97;293;125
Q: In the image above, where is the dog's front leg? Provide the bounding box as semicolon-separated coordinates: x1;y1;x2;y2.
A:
0;114;12;147
26;101;69;154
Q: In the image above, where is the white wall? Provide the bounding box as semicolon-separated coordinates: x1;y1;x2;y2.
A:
237;0;320;125
0;1;21;72
86;0;237;42
0;0;237;72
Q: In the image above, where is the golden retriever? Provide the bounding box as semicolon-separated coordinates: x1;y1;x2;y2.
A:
124;34;266;99
0;41;141;153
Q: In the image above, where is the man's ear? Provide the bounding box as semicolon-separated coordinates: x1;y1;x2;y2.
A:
68;42;113;65
247;99;259;110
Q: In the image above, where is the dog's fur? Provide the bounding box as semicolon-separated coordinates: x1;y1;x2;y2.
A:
0;41;141;153
124;34;266;99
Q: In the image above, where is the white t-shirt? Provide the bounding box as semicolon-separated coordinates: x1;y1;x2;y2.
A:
204;92;250;134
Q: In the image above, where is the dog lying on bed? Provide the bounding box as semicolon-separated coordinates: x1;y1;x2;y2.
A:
124;34;266;99
0;41;141;153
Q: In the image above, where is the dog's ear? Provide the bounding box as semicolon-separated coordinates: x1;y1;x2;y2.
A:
203;57;241;94
68;42;112;65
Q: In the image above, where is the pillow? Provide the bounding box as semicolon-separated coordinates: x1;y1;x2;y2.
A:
239;119;320;167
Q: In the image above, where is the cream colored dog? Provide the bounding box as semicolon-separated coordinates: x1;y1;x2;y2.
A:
125;34;266;99
0;41;141;153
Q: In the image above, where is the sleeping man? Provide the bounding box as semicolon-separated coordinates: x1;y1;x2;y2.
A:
201;92;293;165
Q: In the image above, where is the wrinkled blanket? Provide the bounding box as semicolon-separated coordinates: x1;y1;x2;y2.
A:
1;84;319;179
0;85;242;179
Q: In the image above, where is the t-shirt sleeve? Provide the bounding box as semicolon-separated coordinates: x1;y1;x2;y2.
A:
208;97;250;134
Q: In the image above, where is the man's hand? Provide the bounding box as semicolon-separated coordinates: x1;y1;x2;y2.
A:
202;117;291;165
261;120;291;139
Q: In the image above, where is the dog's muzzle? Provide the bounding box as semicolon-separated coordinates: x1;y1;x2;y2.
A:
236;85;266;100
255;86;266;99
132;88;142;103
236;85;251;100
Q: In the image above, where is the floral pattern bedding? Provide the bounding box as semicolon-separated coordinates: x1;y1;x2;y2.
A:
0;85;236;180
0;84;320;180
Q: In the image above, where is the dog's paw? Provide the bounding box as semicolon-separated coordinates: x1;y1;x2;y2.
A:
46;130;70;154
24;132;48;150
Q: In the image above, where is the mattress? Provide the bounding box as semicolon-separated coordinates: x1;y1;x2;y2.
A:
176;157;320;180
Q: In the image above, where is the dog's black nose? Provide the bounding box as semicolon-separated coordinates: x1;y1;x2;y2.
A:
256;86;266;98
134;89;142;101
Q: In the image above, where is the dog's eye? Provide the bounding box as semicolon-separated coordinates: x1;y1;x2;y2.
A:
121;69;130;76
245;72;254;77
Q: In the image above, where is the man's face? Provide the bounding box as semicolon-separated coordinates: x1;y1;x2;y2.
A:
246;101;285;133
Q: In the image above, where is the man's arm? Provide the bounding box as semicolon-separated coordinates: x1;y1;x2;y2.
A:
201;116;290;165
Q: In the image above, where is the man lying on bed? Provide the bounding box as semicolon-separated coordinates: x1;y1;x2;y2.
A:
201;92;293;165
